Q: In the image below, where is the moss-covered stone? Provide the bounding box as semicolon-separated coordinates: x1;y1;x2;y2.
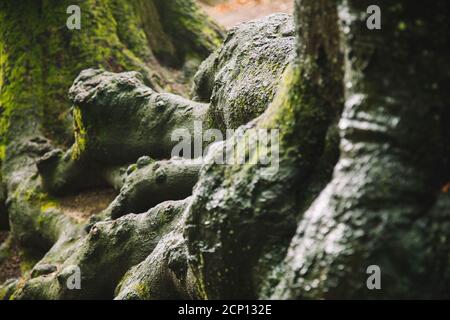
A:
193;14;296;132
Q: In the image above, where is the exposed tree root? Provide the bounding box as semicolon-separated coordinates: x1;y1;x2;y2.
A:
10;198;189;300
115;209;195;300
107;158;202;219
2;2;447;300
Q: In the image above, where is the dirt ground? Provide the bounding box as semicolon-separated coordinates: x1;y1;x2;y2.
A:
0;232;21;284
201;0;294;29
58;188;117;223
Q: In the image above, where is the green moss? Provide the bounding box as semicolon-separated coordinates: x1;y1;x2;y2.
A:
153;0;223;65
72;107;87;160
0;145;5;161
195;253;209;300
22;187;49;204
134;282;149;298
0;1;45;144
19;186;59;217
40;201;58;213
398;21;407;31
260;64;302;149
0;286;7;299
0;1;152;148
110;0;152;60
261;59;339;166
0;279;18;300
1;0;222;152
127;164;138;175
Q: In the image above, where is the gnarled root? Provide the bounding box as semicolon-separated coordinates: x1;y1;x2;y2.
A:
115;210;196;300
107;158;202;219
13;198;189;299
37;69;209;195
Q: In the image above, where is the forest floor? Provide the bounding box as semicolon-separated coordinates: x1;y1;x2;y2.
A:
57;188;117;223
0;232;21;284
201;0;294;28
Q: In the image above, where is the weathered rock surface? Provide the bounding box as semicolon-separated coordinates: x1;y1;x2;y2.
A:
193;13;295;131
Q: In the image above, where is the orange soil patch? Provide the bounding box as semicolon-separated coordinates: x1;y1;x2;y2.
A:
201;0;294;29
